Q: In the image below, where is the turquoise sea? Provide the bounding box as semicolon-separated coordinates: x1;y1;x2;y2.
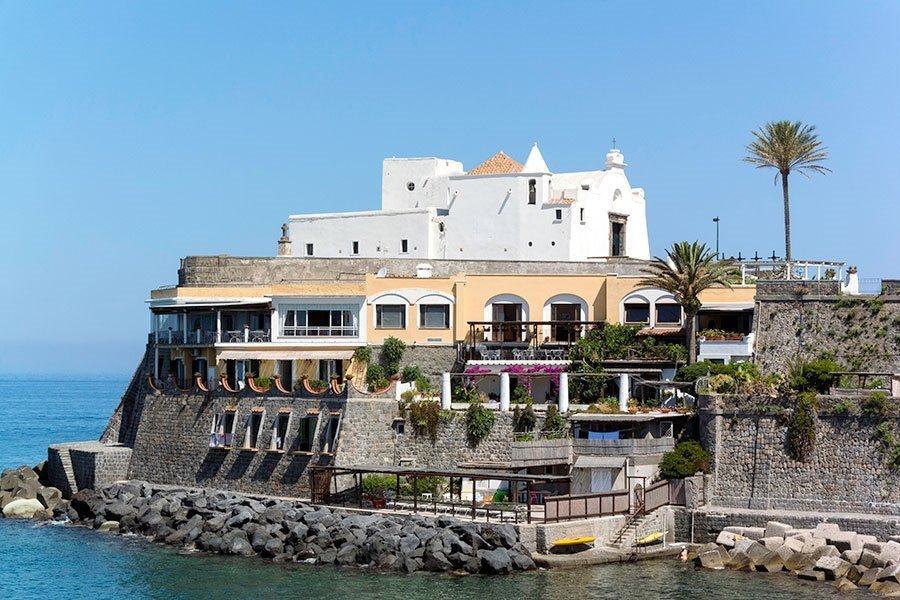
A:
0;376;869;599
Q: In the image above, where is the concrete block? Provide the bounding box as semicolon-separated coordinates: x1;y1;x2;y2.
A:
877;563;900;584
745;541;770;566
784;550;816;572
826;531;861;553
860;548;886;569
716;530;736;549
832;577;857;591
814;523;841;539
801;537;826;555
841;549;862;565
742;527;765;541
761;536;784;551
764;521;792;538
734;539;755;554
864;541;885;554
797;568;825;582
782;536;804;553
698;549;725;570
814;555;851;580
882;541;900;563
811;544;840;560
859;566;880;587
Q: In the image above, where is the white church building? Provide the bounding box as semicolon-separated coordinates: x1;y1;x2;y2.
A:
288;144;650;262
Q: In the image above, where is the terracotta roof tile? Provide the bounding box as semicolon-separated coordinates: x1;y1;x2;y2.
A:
546;197;577;205
637;326;685;337
466;151;523;175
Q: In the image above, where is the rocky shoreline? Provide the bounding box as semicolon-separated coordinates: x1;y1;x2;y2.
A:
688;519;900;596
1;465;535;575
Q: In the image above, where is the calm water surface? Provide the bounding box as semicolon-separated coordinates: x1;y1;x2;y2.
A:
0;376;871;599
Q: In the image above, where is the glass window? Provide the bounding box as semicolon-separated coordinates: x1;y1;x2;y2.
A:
280;304;359;337
376;304;406;329
611;222;625;256
401;239;408;253
420;304;450;329
528;179;536;204
624;303;650;324
555;209;562;220
271;413;290;451
352;241;359;255
297;415;318;452
306;243;314;256
244;413;263;449
656;304;682;324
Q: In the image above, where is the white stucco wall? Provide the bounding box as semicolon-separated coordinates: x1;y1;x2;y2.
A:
287;148;651;263
289;209;439;259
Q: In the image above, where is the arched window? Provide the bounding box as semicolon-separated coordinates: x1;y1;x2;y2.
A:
528;179;536;205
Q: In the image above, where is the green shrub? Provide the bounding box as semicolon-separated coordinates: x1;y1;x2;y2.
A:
353;346;372;363
542;404;566;433
511;384;530;404
788;358;840;394
253;376;272;388
307;378;328;391
465;400;495;446
400;389;416;402
862;391;890;415
365;364;389;390
453;381;482;403
401;365;422;383
407;400;441;443
832;399;852;415
414;375;434;395
382;337;406;376
362;474;396;498
658;441;709;479
675;361;760;383
513;402;537;432
788;392;818;461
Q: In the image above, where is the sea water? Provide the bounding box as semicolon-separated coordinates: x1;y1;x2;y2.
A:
0;376;864;599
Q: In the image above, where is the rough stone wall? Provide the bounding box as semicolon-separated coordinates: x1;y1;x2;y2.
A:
47;442;132;497
177;255;650;286
126;394;343;498
370;344;460;386
334;399;399;468
753;281;900;374
394;412;516;470
101;345;153;446
700;394;900;514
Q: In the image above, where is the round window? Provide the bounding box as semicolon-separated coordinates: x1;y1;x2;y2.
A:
407;182;416;191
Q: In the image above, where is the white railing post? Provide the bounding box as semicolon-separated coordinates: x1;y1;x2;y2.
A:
244;325;249;343
441;373;452;410
216;311;222;343
500;372;511;412
167;328;173;344
618;373;630;412
558;372;569;413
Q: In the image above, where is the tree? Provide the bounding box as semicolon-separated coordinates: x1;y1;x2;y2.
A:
742;120;830;261
639;241;735;364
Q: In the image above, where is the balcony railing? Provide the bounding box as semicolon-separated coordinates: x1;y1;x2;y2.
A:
282;326;359;338
572;437;675;457
465;320;603;361
154;328;271;345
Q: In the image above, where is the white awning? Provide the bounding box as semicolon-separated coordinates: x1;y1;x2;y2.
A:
149;297;271;309
217;350;354;360
574;456;627;469
699;302;754;311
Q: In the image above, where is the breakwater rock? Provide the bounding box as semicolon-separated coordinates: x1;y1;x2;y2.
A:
66;481;536;574
688;519;900;596
0;464;65;519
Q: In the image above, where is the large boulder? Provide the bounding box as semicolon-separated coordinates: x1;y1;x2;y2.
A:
814;523;841;539
222;531;255;556
70;489;105;520
479;548;512;574
826;531;861;553
715;530;737;548
2;498;45;519
104;502;136;522
36;487;63;512
698;549;725;570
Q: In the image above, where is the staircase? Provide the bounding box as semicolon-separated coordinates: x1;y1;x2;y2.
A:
609;511;654;550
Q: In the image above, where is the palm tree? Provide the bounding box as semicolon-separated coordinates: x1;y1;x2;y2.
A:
743;120;830;261
640;241;735;364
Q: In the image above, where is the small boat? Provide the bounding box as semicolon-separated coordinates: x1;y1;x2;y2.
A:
634;532;664;547
551;536;596;547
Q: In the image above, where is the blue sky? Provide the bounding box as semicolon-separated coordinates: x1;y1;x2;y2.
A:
1;2;898;375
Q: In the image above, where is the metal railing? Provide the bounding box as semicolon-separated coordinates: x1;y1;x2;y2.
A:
738;260;844;285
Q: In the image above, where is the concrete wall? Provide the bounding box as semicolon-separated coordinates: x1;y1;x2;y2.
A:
700;394;900;515
753;280;900;374
47;442;133;498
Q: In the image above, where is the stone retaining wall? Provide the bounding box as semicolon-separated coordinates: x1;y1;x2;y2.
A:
700;394;900;514
753;281;900;375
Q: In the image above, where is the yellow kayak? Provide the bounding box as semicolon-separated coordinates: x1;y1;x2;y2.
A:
552;536;596;547
634;532;664;546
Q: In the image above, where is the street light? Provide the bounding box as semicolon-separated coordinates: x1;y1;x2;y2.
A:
712;216;720;259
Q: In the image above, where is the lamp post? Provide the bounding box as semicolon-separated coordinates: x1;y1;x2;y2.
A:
712;216;720;259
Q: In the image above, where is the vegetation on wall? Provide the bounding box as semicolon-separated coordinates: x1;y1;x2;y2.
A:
365;364;389;390
452;380;483;404
788;357;841;394
788;392;817;461
406;400;442;443
658;440;710;479
542;404;566;435
353;346;372;364
512;401;536;433
382;337;406;376
465;400;494;446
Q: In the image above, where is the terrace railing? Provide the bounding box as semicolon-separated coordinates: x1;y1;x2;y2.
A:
466;320;604;361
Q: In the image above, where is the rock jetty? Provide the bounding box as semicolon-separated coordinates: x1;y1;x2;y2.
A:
54;480;535;574
688;519;900;596
0;464;64;519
